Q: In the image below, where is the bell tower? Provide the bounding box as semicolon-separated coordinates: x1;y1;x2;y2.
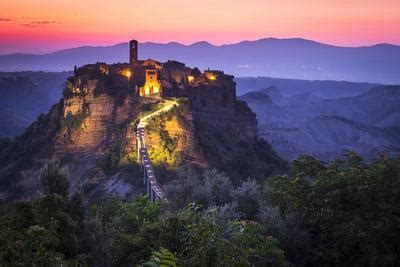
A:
129;39;138;64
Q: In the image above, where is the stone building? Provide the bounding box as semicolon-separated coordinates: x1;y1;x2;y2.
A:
140;69;160;96
129;39;163;97
73;39;226;99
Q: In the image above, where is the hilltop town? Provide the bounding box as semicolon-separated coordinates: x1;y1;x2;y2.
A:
69;39;231;99
0;39;285;202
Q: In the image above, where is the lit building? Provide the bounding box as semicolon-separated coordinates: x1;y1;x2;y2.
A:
204;70;223;81
126;39;222;97
128;39;163;97
140;69;161;96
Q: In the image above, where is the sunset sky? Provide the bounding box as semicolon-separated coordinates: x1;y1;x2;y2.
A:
1;0;399;54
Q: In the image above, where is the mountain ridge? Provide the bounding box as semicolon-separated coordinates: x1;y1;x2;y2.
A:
1;38;400;83
3;38;399;56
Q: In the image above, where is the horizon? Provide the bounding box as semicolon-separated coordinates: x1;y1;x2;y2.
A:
1;0;400;54
1;37;399;56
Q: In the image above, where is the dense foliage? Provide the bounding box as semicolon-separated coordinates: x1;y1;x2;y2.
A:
1;152;399;266
0;160;285;266
265;153;400;265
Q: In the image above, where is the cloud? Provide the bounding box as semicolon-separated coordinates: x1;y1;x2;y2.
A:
20;20;57;27
32;20;57;24
0;18;12;22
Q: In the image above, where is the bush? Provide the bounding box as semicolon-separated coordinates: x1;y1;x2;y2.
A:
265;153;400;265
100;140;125;172
62;101;89;143
0;161;82;266
40;160;70;198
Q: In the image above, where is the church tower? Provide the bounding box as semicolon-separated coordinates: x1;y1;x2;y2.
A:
129;39;138;64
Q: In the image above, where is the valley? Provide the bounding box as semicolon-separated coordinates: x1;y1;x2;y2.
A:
240;84;400;161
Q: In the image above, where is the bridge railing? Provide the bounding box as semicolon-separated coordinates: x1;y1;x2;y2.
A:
136;126;167;202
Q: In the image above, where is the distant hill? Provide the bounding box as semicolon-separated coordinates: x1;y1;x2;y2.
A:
1;38;400;84
235;77;382;97
240;85;400;161
0;72;71;138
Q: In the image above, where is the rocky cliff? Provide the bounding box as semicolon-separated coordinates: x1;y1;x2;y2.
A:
0;62;286;202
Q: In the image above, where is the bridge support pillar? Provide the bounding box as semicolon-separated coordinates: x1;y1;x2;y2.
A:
150;188;154;202
147;177;150;196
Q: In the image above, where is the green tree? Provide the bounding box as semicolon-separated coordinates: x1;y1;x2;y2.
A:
40;160;70;198
234;178;261;220
229;221;285;266
144;247;177;267
266;153;400;265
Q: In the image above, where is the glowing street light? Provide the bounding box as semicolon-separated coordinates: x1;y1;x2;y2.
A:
122;69;132;79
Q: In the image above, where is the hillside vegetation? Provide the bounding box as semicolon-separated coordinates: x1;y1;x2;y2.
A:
1;152;399;266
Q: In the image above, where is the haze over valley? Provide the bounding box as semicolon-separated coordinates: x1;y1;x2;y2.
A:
239;81;400;161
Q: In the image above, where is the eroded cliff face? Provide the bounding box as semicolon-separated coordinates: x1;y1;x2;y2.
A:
0;62;285;202
0;69;146;202
162;68;257;140
58;85;136;153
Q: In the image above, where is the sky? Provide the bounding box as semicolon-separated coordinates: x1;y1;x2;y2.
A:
0;0;399;54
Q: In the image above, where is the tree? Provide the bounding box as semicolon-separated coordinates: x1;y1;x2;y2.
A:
229;221;285;266
40;160;70;198
233;178;261;220
265;153;400;265
144;247;177;267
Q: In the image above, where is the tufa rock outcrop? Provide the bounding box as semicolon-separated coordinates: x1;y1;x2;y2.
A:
0;61;286;202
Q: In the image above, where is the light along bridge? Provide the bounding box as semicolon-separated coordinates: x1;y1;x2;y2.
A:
136;100;177;202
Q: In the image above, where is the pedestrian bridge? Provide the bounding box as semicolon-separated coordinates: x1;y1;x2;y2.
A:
136;100;177;202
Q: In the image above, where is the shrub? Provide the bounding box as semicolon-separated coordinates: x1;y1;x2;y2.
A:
100;140;125;172
40;160;70;198
265;153;400;265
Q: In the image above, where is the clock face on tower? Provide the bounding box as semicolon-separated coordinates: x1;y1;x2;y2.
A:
132;43;136;48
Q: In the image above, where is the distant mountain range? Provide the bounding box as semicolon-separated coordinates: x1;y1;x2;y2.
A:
235;76;382;98
1;38;400;84
240;84;400;161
